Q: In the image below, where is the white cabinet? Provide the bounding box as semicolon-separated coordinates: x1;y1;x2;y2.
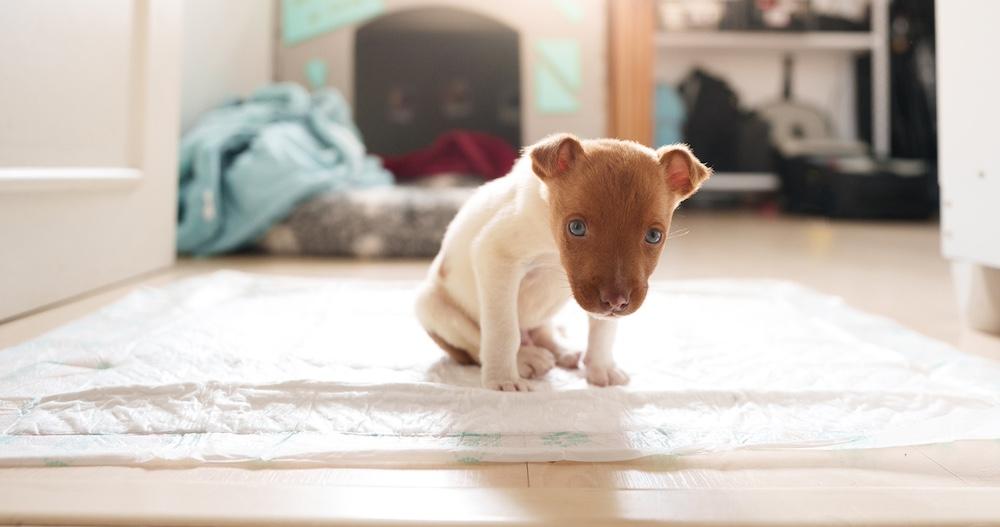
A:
937;0;1000;333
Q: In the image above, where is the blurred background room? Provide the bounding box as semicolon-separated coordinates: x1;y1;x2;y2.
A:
1;0;997;368
6;0;991;347
2;1;1000;524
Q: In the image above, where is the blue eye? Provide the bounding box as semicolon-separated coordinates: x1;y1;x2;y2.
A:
567;220;587;237
644;228;663;244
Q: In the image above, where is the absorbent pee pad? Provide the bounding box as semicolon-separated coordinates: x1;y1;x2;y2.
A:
1;271;999;467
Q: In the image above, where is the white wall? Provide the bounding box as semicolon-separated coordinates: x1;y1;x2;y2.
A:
181;0;274;131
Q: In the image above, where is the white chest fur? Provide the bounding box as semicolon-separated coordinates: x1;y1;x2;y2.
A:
517;255;571;330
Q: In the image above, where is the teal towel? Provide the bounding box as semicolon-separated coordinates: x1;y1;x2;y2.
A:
177;83;393;255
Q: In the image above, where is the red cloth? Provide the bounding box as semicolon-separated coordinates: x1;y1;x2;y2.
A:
380;130;518;181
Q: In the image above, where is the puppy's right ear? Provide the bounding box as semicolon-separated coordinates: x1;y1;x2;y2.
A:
530;133;584;179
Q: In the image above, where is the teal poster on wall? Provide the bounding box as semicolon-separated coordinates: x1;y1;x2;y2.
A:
551;0;584;24
305;58;328;89
282;0;384;45
535;38;582;114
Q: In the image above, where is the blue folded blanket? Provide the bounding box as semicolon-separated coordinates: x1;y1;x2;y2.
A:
177;83;393;255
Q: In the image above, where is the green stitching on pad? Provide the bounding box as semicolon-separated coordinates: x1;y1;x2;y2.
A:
450;432;501;448
541;431;589;447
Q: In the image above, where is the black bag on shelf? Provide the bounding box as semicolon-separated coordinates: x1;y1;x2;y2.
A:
735;113;774;173
678;68;742;171
679;68;774;174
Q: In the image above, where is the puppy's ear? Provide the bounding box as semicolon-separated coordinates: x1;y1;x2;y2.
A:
530;133;584;179
657;144;711;200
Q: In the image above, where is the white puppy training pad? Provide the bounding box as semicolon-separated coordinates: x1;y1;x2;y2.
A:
2;271;1000;467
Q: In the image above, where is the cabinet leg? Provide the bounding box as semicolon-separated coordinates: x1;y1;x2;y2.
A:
952;261;1000;335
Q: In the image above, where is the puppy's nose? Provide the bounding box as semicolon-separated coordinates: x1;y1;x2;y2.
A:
600;289;630;312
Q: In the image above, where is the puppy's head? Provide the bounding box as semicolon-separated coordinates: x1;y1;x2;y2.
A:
531;134;710;318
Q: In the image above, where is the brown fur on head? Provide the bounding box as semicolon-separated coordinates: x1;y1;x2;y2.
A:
531;133;711;317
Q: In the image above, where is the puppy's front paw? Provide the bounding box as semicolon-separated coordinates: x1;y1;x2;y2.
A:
586;364;630;387
517;346;555;379
484;376;533;392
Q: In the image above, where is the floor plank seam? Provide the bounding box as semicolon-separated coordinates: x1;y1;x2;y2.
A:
918;450;971;485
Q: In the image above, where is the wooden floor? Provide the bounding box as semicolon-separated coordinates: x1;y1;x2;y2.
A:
2;211;999;526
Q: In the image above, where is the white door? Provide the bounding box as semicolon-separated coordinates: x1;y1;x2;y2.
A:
0;0;181;321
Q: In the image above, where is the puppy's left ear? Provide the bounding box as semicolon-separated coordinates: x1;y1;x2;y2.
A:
657;144;712;201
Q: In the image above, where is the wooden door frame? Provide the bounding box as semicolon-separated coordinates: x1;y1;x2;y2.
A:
607;0;654;146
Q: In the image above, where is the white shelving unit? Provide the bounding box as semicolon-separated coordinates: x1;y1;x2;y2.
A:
700;172;780;192
655;30;878;51
655;0;890;193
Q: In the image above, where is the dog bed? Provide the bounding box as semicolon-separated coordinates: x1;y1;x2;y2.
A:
258;184;474;258
1;271;999;467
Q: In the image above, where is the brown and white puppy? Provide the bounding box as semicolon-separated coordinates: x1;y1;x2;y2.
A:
415;134;710;391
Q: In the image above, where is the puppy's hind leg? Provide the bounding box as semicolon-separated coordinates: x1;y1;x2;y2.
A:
517;330;555;379
528;322;582;369
415;284;481;365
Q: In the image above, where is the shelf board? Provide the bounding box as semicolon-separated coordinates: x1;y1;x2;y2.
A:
700;172;779;192
655;31;876;51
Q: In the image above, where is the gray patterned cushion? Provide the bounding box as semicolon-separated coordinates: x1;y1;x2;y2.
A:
258;184;474;258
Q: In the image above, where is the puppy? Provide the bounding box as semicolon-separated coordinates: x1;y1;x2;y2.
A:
415;134;710;391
